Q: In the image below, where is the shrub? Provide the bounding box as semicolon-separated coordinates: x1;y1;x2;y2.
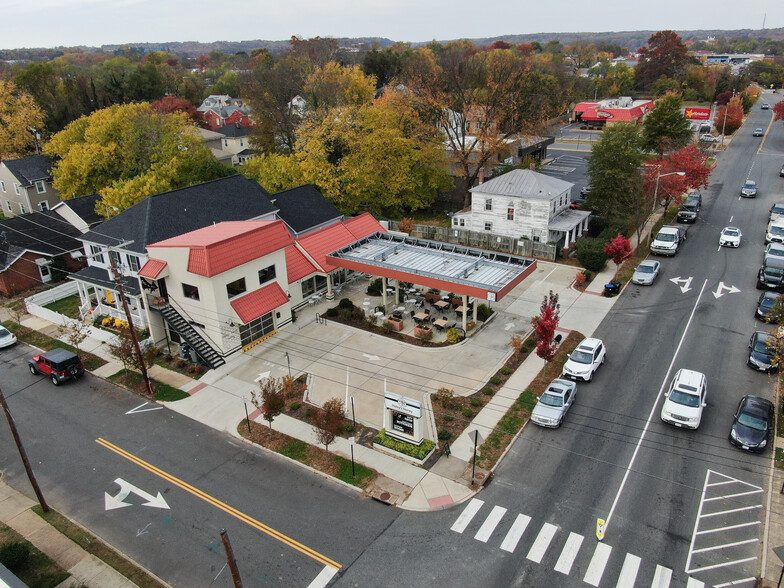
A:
338;297;354;309
438;429;452;441
482;387;494;396
477;304;492;322
290;401;301;411
434;387;455;408
576;237;608;272
462;408;474;418
398;217;415;234
193;364;204;375
598;225;628;243
163;353;173;362
0;541;30;571
175;359;187;369
187;364;197;373
470;397;482;407
443;415;454;422
367;278;383;295
305;407;314;418
373;429;436;459
490;376;502;385
344;423;355;433
325;307;339;317
500;367;512;376
446;328;464;343
525;337;535;346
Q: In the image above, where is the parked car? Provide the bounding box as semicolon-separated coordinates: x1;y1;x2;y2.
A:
28;348;85;385
780;163;784;177
770;202;784;222
719;227;742;247
755;291;782;322
580;186;591;197
765;242;784;264
757;256;784;290
651;225;688;256
631;260;661;285
753;128;764;137
747;331;778;373
741;180;757;198
729;395;774;452
562;337;606;382
660;369;707;429
761;102;770;110
530;379;577;428
0;326;17;348
766;219;784;244
677;197;700;223
699;133;719;143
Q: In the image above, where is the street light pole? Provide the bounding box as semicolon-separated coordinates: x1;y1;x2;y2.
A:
647;171;686;248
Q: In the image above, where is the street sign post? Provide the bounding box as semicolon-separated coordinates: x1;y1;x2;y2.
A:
596;518;606;541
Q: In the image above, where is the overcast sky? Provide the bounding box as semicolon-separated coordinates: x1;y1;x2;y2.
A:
0;0;781;50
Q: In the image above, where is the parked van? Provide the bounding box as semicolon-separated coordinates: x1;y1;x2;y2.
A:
765;219;784;245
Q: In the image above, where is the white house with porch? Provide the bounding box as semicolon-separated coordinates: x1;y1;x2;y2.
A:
451;169;590;251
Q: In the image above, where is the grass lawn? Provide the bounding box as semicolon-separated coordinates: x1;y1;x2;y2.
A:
43;294;81;320
0;524;69;587
3;320;106;371
108;369;189;401
32;506;166;588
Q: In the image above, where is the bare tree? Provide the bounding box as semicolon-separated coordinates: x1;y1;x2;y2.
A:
58;318;90;355
313;398;344;453
251;377;285;434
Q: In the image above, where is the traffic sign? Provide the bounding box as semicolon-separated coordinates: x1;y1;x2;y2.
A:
596;518;606;541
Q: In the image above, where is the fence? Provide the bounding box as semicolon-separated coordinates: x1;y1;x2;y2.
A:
389;222;557;261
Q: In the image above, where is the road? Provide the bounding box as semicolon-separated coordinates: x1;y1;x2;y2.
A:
336;95;783;587
0;344;400;587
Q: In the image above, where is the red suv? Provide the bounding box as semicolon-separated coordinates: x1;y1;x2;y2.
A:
29;348;85;386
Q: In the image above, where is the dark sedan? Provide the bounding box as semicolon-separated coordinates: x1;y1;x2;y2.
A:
747;331;779;373
729;395;774;452
756;292;782;322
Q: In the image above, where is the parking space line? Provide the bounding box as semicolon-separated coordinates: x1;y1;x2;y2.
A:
614;553;641;587
307;566;339;588
526;523;558;563
713;577;757;587
553;532;583;575
691;538;757;554
707;480;737;487
701;505;761;518
499;514;531;553
689;557;757;573
704;490;762;502
474;506;506;543
651;564;672;587
685;578;705;588
451;498;484;533
583;542;612;586
695;521;760;535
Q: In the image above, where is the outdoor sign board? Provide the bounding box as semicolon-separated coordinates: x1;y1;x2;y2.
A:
383;392;424;445
684;107;711;120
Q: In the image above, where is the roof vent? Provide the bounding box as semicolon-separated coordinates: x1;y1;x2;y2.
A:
0;231;6;244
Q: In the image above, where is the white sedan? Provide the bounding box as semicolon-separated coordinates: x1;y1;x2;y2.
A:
719;226;742;248
0;326;17;348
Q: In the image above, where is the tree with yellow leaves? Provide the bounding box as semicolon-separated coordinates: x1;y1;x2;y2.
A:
0;80;45;159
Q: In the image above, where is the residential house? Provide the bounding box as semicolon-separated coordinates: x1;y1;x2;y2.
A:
0;194;101;296
196;95;252;130
0;155;60;217
214;124;253;165
451;169;590;251
198;128;234;166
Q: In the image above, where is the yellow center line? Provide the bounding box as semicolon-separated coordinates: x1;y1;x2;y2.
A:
96;438;341;570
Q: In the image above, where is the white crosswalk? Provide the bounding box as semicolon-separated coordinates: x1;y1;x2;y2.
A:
451;498;710;587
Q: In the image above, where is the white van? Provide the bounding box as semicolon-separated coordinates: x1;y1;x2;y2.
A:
766;219;784;245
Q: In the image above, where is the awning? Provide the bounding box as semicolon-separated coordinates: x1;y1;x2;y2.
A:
138;258;168;279
230;282;289;324
549;209;591;232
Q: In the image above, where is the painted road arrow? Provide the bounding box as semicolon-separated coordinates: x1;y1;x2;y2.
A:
669;276;693;294
713;282;741;299
125;402;163;415
254;371;271;382
504;322;516;331
362;353;380;361
105;478;170;511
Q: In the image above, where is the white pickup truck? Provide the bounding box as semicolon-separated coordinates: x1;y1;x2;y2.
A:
651;225;688;256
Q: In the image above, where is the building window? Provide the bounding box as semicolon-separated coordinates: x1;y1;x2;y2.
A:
485;199;492;211
484;222;492;231
38;201;49;211
226;277;246;298
507;208;514;221
108;250;119;268
89;245;105;265
5;201;11;212
533;235;540;242
258;265;276;285
35;180;46;194
39;262;52;283
182;283;200;300
13;183;20;195
238;312;275;347
19;203;25;214
0;181;5;192
240;139;244;147
224;139;229;147
459;218;465;227
126;255;140;273
452;218;458;227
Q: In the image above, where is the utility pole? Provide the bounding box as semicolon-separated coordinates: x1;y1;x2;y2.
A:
0;386;49;513
108;242;155;396
220;529;243;588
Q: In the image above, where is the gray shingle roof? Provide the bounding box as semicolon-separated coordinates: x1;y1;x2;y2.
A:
2;155;54;187
214;124;250;138
80;175;278;254
57;194;104;228
470;169;573;200
270;184;343;236
0;210;85;271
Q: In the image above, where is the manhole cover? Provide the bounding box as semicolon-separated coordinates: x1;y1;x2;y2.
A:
380;492;391;501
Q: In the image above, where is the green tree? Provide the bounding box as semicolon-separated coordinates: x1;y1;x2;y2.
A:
304;62;376;111
597;62;635;97
635;30;689;90
45;102;232;212
650;75;680;97
0;80;45;159
642;92;692;154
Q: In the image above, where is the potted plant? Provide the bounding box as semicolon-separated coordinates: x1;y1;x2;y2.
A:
425;288;442;304
386;316;404;331
414;324;433;340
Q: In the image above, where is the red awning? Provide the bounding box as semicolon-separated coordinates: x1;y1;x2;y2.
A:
230;282;289;323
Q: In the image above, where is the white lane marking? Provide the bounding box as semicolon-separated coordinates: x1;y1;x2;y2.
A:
651;564;672;587
696;521;760;535
605;280;708;533
704;489;762;502
474;505;507;543
553;532;583;575
526;523;558;563
615;552;641;587
583;542;612;586
306;565;338;588
713;577;757;587
451;498;484;533
707;479;738;487
729;215;734;223
701;505;762;518
686;578;705;588
499;514;531;553
690;557;757;573
691;538;758;554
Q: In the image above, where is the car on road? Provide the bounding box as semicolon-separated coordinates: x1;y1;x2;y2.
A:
580;186;591;197
562;337;606;382
770;202;784;222
699;133;719;143
741;180;757;198
28;348;85;385
747;331;779;373
660;369;707;429
729;395;774;452
530;379;577;428
719;226;742;247
0;326;17;348
762;102;770;110
756;292;782;322
631;260;661;285
753;128;764;137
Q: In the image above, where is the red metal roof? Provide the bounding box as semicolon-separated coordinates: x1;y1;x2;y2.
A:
576;100;654;122
296;216;385;272
285;246;317;283
137;258;168;279
230;281;289;323
149;221;294;278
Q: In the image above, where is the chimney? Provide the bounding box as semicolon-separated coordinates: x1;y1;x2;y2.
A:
478;168;485;184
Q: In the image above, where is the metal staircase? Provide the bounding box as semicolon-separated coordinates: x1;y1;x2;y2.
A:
156;303;226;369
